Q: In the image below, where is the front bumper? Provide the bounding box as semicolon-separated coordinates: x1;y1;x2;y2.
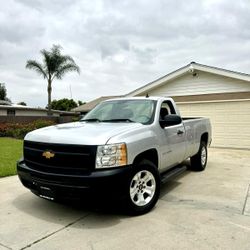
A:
17;160;133;200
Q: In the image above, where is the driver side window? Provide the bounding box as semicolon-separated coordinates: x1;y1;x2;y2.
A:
160;102;171;120
159;100;177;120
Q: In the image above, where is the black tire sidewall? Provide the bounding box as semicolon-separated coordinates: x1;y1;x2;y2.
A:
200;142;207;169
190;141;208;171
125;159;160;215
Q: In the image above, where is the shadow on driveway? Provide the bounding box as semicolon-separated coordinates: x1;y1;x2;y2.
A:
12;162;192;230
12;191;131;229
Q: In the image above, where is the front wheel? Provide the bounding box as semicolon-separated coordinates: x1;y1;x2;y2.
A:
125;160;160;215
190;141;208;171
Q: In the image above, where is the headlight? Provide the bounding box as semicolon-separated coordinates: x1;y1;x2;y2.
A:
96;143;127;169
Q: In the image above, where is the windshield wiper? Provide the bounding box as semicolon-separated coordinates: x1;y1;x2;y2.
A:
81;118;102;122
102;119;135;123
81;118;135;123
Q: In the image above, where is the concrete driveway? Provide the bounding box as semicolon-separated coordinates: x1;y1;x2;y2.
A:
0;148;250;250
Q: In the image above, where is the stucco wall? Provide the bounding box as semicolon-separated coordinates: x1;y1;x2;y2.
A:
15;109;60;117
0;109;6;116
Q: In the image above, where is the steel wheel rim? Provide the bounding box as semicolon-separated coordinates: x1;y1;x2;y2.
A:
201;146;207;166
130;170;156;207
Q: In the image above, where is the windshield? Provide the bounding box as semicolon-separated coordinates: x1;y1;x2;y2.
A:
82;99;156;124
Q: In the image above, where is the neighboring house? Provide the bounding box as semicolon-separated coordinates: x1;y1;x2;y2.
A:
0;104;75;117
0;104;77;124
126;62;250;149
72;96;122;115
0;100;11;106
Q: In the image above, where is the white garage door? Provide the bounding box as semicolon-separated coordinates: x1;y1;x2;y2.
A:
177;100;250;149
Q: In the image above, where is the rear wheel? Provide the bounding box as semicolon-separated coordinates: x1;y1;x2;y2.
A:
190;141;207;171
125;160;160;215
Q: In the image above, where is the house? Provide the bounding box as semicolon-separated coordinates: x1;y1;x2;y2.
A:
126;62;250;149
0;104;77;123
0;104;68;117
72;96;122;114
0;100;11;106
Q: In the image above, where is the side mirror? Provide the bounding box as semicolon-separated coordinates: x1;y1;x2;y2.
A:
160;114;182;128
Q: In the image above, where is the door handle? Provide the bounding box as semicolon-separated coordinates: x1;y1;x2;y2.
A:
177;130;184;135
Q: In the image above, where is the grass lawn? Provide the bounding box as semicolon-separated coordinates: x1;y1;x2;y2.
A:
0;137;23;177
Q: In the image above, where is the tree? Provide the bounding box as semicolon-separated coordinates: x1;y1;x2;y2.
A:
17;102;27;106
78;100;85;106
0;83;11;102
50;98;78;111
0;83;7;100
26;45;80;115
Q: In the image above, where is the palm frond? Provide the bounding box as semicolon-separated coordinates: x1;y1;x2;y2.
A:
51;44;62;55
60;55;75;64
26;44;80;81
40;49;52;76
53;63;80;80
40;45;69;77
26;60;48;79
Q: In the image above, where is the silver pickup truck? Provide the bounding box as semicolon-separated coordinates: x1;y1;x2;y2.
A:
17;96;211;214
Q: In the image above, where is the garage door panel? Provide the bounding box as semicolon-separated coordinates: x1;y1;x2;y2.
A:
178;100;250;149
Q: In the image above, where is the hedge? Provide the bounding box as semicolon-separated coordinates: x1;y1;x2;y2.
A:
0;120;55;139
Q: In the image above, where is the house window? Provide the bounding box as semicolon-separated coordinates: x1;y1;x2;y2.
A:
7;109;16;116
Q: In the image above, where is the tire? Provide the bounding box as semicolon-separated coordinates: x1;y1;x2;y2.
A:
125;159;160;215
190;141;207;171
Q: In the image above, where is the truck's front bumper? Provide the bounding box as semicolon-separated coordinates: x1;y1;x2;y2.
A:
17;160;133;201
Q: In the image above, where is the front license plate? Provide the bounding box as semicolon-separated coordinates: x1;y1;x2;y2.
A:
39;186;55;200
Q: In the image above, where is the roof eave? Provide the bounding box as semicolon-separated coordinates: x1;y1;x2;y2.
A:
125;62;250;97
126;64;189;97
194;63;250;82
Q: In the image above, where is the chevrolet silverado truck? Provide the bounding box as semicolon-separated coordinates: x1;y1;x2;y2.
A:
17;96;211;214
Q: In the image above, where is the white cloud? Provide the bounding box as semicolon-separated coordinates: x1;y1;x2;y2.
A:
0;0;250;107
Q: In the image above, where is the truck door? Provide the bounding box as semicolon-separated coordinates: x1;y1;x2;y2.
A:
159;101;186;170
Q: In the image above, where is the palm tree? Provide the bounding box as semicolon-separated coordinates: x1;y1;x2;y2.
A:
26;45;80;115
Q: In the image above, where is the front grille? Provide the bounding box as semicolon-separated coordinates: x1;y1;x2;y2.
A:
24;140;97;175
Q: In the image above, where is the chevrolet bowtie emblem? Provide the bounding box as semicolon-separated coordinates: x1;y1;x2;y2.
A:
42;151;55;159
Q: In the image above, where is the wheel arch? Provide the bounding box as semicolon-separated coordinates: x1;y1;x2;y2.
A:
133;149;159;168
201;132;209;145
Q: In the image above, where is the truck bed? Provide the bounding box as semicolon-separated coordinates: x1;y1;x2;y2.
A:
182;117;212;159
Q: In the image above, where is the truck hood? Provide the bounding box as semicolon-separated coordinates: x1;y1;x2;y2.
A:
24;121;143;145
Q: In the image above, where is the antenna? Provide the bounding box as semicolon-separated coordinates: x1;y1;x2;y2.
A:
69;84;72;99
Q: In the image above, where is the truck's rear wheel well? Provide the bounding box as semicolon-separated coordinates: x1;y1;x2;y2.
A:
201;133;208;145
133;149;159;168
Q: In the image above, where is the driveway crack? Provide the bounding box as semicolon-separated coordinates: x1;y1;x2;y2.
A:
20;213;91;250
0;242;12;250
242;184;250;215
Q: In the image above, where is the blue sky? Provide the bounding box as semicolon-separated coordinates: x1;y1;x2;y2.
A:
0;0;250;107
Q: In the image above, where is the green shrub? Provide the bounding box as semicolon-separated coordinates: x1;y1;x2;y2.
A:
0;124;8;137
72;116;80;122
32;119;55;128
0;120;55;139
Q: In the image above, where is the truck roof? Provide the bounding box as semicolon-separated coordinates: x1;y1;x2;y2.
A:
103;96;173;102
